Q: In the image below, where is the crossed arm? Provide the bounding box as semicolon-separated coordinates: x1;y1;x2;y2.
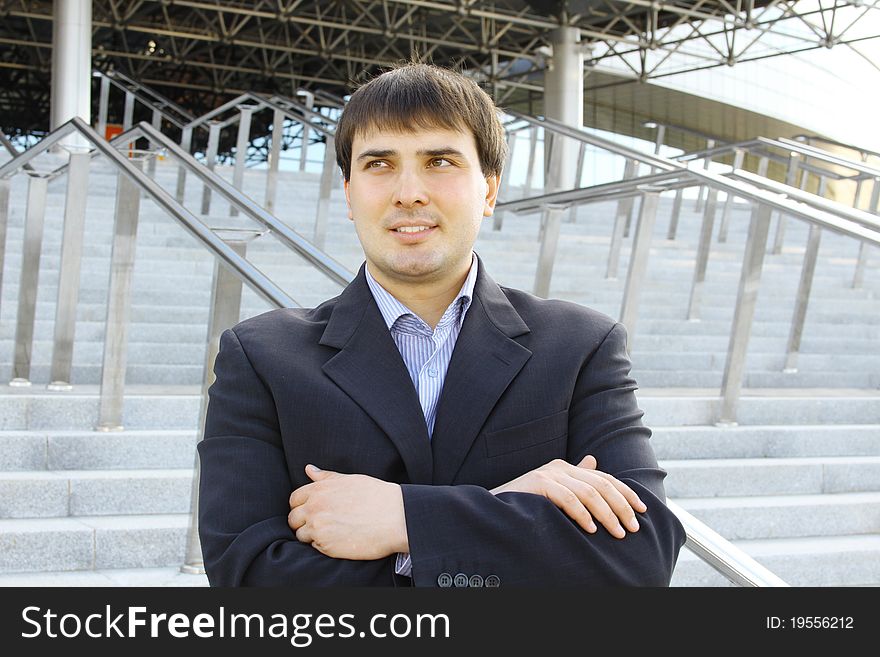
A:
287;455;647;561
199;322;686;586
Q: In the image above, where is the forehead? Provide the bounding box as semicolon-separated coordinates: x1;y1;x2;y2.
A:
352;126;479;154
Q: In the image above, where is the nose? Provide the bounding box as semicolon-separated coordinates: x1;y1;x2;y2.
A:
392;167;428;208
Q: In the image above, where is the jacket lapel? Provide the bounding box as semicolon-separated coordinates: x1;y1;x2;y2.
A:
431;262;532;485
319;266;433;484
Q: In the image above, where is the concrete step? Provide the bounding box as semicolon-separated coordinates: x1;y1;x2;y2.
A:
0;565;208;586
2;388;878;431
0;429;198;470
651;424;880;459
671;534;880;587
673;491;880;540
0;469;194;518
0;388;201;431
661;456;880;497
0;513;188;573
639;390;880;426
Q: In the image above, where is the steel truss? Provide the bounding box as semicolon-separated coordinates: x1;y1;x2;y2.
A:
1;0;878;139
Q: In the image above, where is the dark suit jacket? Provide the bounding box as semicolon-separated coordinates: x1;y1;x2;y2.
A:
198;256;686;587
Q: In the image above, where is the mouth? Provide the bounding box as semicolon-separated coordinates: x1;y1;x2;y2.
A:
392;225;434;234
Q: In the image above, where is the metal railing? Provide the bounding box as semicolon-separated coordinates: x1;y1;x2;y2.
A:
496;112;880;426
0;113;798;587
667;501;789;587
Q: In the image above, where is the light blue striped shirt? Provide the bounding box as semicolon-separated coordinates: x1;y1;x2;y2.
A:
364;254;479;579
364;255;478;438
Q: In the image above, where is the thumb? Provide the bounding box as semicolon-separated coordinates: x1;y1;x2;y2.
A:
578;454;598;470
305;464;337;481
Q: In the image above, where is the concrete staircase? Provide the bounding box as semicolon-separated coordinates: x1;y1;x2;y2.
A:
0;151;877;586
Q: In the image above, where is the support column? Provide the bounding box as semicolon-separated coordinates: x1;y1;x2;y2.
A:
51;0;91;148
182;232;257;575
543;26;583;194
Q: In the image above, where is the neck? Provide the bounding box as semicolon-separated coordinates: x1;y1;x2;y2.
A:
368;261;471;329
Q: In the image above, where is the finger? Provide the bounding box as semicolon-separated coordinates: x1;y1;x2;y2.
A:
306;463;339;481
591;470;648;514
577;454;597;470
289;484;313;509
294;524;312;545
287;506;307;531
543;480;597;534
561;474;629;538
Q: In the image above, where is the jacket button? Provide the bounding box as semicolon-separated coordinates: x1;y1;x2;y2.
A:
453;573;469;587
485;574;501;587
437;573;453;587
468;574;484;588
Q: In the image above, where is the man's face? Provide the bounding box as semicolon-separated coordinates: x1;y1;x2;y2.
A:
344;126;499;289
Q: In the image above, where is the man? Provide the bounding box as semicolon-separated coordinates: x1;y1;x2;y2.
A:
198;63;686;587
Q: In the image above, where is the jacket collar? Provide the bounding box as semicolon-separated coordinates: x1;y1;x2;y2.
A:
319;255;531;485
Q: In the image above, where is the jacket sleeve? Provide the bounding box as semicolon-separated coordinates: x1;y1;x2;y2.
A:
401;322;687;587
197;327;397;586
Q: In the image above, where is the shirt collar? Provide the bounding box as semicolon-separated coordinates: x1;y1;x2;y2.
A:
365;254;478;332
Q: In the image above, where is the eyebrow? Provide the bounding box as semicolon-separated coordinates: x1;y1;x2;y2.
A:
355;147;466;161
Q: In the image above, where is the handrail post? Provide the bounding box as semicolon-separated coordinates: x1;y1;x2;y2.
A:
617;160;639;238
686;187;719;321
493;130;518;231
313;134;336;250
718;203;773;425
147;109;162;176
852;176;879;288
176;125;192;203
297;90;314;172
201;120;221;215
606;159;637;279
97;74;110;140
182;231;256;575
772;152;800;254
96;156;146;430
694;138;715;212
523;126;538;197
667;188;683;240
48;149;91;390
787;174;831;371
783;222;822;372
717;148;745;243
265;108;284;214
10;173;50;386
619;191;661;349
230;104;256;217
533;202;567;298
0;179;9;320
568;141;586;223
123;90;135;131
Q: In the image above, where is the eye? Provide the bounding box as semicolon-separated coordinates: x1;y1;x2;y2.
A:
365;160;389;170
428;157;453;168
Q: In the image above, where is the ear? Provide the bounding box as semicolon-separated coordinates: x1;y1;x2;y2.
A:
482;174;500;218
343;178;354;221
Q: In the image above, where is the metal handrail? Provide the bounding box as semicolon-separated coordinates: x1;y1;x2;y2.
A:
94;70;195;130
0;129;36;173
677;136;880;180
729;168;880;232
510;113;880;242
119;121;352;286
183;92;336;136
101;69;197;124
667;501;789;587
0;118;298;308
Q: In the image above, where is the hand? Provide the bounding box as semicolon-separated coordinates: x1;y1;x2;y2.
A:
288;465;408;560
490;455;647;539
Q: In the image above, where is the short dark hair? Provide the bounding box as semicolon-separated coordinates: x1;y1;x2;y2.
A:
334;62;507;181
